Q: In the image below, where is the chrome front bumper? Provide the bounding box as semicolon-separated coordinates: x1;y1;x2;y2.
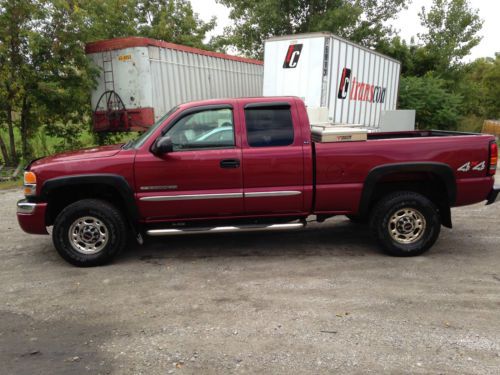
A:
17;199;37;214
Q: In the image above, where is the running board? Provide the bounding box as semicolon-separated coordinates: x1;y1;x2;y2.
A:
147;223;304;237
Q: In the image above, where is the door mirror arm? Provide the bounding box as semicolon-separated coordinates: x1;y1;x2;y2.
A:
152;136;174;154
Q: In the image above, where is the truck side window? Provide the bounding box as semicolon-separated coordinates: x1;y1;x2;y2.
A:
245;107;294;147
166;108;234;151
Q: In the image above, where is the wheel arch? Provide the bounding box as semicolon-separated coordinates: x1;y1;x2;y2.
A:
41;174;139;230
359;162;455;228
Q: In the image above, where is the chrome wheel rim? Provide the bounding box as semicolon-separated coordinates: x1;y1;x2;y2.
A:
388;207;426;244
68;216;109;254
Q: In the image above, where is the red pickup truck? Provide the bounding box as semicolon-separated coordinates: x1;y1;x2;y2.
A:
17;97;499;266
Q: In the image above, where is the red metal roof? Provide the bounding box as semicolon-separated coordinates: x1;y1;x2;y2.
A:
85;37;263;66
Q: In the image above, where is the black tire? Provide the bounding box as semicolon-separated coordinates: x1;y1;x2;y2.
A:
369;191;441;257
346;214;367;224
52;199;127;267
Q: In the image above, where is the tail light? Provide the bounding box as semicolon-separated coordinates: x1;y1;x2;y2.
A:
489;141;498;175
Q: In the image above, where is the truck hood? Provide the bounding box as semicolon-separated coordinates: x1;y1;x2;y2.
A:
30;144;123;167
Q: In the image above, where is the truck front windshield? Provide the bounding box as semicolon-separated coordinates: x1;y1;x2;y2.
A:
124;106;179;149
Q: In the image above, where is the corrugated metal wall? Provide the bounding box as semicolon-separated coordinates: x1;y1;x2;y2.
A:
149;46;263;119
90;45;263;123
327;35;401;128
263;33;401;128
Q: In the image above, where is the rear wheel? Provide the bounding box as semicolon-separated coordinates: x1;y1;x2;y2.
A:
53;199;127;266
370;191;441;257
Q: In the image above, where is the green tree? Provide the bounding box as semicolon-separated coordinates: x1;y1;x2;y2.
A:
377;36;420;77
398;75;462;129
418;0;482;75
0;0;97;163
481;54;500;120
0;0;38;164
214;0;408;59
377;0;484;131
82;0;141;41
379;0;482;79
0;0;219;163
81;0;216;48
458;54;500;120
0;81;9;164
137;0;216;48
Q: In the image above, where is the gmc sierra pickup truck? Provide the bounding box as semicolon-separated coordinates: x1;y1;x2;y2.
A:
17;97;499;266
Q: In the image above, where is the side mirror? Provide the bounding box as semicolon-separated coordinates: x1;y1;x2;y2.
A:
152;136;173;154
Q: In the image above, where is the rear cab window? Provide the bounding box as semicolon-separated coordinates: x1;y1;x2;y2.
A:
244;104;295;147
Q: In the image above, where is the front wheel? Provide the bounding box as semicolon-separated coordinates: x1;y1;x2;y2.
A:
53;199;127;266
370;192;441;257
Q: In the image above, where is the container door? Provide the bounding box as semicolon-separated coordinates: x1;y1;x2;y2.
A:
240;102;306;214
135;106;244;220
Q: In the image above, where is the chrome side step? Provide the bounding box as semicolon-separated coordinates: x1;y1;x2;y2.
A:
147;223;304;237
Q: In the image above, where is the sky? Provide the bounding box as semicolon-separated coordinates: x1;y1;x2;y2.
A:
189;0;499;61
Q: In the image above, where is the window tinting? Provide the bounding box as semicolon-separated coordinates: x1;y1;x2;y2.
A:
245;107;294;147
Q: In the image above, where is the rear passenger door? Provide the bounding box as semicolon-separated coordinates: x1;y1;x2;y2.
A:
240;101;306;214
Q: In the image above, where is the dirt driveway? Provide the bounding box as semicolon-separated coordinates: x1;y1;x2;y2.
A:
1;188;499;374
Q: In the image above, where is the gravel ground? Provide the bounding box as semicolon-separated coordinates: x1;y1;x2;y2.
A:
1;188;499;374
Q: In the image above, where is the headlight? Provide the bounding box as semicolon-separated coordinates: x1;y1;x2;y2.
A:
23;171;37;196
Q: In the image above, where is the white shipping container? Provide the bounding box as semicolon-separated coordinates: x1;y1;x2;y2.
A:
263;32;401;128
86;37;264;131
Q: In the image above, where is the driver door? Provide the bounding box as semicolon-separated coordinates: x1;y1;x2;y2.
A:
134;105;244;220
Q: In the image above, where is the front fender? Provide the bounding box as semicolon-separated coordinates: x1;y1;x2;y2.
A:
40;174;140;226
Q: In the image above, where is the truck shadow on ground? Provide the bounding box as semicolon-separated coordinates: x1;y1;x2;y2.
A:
120;219;381;263
0;310;113;375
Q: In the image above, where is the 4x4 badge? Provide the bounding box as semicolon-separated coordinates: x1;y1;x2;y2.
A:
457;161;485;172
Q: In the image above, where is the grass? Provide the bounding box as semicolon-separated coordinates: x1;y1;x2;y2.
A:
0;162;22;190
0;178;22;190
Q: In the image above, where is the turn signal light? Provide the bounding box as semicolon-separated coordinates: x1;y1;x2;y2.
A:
489;141;498;176
23;171;37;196
24;171;36;184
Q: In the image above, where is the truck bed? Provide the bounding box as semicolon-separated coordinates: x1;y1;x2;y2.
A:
312;130;494;215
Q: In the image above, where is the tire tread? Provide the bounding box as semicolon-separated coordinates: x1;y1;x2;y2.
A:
52;199;127;266
369;191;440;257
